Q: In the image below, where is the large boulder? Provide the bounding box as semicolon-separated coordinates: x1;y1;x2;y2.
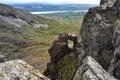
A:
73;56;117;80
80;0;120;70
0;59;50;80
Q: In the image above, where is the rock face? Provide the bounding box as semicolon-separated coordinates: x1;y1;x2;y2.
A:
80;0;120;70
44;33;81;80
108;23;120;79
100;0;108;5
0;59;50;80
78;0;120;79
33;24;49;30
0;4;36;26
44;0;120;80
73;56;117;80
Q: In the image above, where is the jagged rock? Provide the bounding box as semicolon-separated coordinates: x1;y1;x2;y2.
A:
114;0;120;12
0;59;50;80
44;33;81;80
80;0;120;70
73;56;117;80
100;0;108;5
107;23;120;79
48;33;70;63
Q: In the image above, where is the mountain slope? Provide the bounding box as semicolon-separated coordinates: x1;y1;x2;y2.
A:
0;4;53;72
0;3;83;73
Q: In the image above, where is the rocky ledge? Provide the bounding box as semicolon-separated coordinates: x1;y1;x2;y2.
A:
73;56;117;80
0;59;50;80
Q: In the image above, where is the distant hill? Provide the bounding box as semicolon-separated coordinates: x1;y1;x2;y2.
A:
10;3;98;12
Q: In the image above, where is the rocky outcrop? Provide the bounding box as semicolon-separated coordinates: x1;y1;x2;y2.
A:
100;0;108;5
80;0;120;70
107;23;120;79
44;0;120;80
44;33;81;80
77;0;120;79
0;59;50;80
33;24;49;30
73;56;117;80
0;15;29;27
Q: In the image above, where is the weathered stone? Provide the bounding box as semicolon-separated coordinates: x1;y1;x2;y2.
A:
33;24;49;30
44;33;81;80
48;33;70;63
107;23;120;80
73;56;117;80
0;59;50;80
114;0;120;12
100;0;108;5
80;0;120;70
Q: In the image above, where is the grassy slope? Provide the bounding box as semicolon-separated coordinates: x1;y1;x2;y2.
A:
19;12;83;73
21;14;83;72
0;4;83;73
38;12;84;78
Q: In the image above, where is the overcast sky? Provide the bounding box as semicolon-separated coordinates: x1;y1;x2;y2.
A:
0;0;100;4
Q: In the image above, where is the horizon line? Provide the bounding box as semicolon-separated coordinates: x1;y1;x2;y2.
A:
0;2;99;5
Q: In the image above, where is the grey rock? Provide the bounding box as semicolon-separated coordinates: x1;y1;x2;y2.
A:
73;56;117;80
0;59;50;80
80;0;120;70
48;33;70;63
44;33;81;80
0;15;29;27
33;24;49;30
100;0;108;5
114;0;120;12
108;24;120;80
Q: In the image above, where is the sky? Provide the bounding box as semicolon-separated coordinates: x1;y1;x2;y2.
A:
0;0;100;4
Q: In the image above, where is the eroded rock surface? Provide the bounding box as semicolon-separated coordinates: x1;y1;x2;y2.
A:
80;0;120;70
44;33;81;80
73;56;117;80
107;23;120;79
0;59;50;80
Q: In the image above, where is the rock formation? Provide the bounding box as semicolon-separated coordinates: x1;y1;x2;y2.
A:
73;56;117;80
44;33;81;80
0;59;50;80
44;0;120;80
1;0;119;79
107;23;120;79
43;0;120;80
76;0;120;79
100;0;108;5
80;0;120;70
33;24;49;30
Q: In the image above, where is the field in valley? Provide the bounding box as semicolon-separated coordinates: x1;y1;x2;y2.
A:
23;12;84;72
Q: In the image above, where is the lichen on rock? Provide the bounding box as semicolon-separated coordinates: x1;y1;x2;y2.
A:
73;56;117;80
0;59;50;80
80;0;120;70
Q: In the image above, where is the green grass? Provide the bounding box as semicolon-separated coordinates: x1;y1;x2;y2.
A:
59;58;76;80
0;11;83;73
20;12;83;73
